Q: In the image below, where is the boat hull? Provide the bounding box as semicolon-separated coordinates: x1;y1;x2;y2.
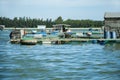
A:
20;39;37;45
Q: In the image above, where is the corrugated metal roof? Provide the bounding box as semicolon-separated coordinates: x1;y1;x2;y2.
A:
53;24;71;27
104;12;120;18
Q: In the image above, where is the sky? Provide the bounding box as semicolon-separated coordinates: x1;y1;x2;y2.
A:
0;0;120;20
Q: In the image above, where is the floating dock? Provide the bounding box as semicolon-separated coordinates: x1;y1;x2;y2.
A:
10;37;120;45
37;38;120;44
8;27;120;45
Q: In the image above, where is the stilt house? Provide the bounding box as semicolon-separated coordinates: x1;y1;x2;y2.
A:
104;12;120;38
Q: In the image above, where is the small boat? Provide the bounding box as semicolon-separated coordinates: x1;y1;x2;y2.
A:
9;29;21;43
0;25;5;31
20;38;37;45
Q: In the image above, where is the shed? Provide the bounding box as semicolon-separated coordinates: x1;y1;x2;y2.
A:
52;24;71;32
104;12;120;38
37;25;46;30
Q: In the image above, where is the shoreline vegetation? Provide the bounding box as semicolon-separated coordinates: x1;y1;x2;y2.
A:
0;16;103;28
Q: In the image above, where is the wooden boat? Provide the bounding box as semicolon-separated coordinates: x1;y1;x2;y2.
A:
9;30;21;44
10;39;20;44
0;25;5;31
20;38;37;45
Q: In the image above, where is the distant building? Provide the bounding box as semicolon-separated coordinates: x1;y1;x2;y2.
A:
37;25;46;30
104;12;120;38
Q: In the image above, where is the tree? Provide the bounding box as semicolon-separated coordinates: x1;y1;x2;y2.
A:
0;16;103;28
54;16;63;24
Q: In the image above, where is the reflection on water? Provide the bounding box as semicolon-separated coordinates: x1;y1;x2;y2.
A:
0;30;120;80
104;43;120;51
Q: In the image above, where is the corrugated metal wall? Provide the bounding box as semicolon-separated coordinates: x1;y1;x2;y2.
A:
104;18;120;38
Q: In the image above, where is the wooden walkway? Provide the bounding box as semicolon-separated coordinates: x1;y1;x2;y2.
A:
38;38;120;43
10;38;120;44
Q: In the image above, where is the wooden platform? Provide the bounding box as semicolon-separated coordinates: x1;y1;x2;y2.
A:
37;38;120;44
38;38;120;42
10;38;120;44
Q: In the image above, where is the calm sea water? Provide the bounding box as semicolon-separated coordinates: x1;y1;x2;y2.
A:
0;30;120;80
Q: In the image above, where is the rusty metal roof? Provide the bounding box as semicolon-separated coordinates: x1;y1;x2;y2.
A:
104;12;120;18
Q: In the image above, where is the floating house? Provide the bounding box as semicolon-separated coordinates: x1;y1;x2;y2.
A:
104;12;120;38
52;24;71;32
52;24;72;38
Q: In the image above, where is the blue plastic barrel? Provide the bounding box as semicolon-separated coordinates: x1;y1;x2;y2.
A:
110;31;116;39
104;31;110;39
91;40;97;44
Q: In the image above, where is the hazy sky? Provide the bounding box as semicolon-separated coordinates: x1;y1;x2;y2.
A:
0;0;120;20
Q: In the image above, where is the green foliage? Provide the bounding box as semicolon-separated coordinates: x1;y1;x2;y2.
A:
54;16;63;24
0;16;103;28
64;19;103;28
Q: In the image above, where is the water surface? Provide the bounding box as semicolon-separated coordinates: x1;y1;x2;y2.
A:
0;30;120;80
